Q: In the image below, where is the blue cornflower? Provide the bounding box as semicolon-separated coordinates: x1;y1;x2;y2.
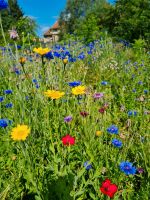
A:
112;139;122;148
4;90;12;94
132;89;136;92
32;79;38;83
0;96;4;102
5;103;13;108
53;51;61;58
101;81;108;86
14;68;21;75
84;161;92;170
119;161;136;175
64;51;71;57
68;81;81;87
35;84;40;89
45;51;54;60
78;52;85;60
0;0;8;10
128;110;137;116
107;125;119;134
138;81;143;85
17;45;21;50
87;50;92;55
25;96;30;101
69;57;76;62
144;89;148;94
0;119;12;128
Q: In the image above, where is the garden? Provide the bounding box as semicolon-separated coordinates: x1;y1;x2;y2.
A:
0;0;150;200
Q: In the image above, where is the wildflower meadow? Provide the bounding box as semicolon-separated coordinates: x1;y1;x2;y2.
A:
0;0;150;200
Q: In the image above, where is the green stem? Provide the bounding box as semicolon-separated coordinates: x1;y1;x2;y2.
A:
0;12;7;46
0;12;16;62
14;42;19;62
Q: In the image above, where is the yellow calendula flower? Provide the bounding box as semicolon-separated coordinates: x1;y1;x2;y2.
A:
63;58;68;64
44;90;65;100
33;47;50;56
19;57;26;64
72;86;86;95
96;131;102;136
11;125;30;141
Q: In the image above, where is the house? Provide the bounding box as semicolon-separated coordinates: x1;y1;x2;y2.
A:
43;21;60;42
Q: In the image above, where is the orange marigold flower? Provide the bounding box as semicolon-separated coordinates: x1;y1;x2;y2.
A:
72;86;86;95
19;57;26;64
11;125;30;141
44;90;65;99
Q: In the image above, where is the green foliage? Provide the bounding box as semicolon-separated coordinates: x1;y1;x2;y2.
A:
59;0;150;45
59;0;108;42
1;0;23;31
0;36;150;199
75;14;100;44
108;0;150;42
0;1;37;45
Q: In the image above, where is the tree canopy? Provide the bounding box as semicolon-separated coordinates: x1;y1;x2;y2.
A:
59;0;150;44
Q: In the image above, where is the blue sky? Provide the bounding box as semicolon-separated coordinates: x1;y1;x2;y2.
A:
18;0;114;37
18;0;67;37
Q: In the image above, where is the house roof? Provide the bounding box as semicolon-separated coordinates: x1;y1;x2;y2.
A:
51;21;59;29
44;21;59;37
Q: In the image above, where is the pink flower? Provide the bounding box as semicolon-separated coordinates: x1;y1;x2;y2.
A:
9;29;19;40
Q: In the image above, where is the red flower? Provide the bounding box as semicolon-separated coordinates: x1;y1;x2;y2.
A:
62;134;75;146
80;111;89;117
100;179;118;198
99;107;105;114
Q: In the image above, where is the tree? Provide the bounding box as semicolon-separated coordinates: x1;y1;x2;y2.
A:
1;0;23;31
0;0;37;45
59;0;109;42
111;0;150;42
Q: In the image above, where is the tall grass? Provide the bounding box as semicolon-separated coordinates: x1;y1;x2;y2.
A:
0;37;149;200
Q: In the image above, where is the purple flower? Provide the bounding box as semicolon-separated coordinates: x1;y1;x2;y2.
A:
9;29;19;40
64;116;72;123
93;93;104;99
137;168;144;174
119;161;136;175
